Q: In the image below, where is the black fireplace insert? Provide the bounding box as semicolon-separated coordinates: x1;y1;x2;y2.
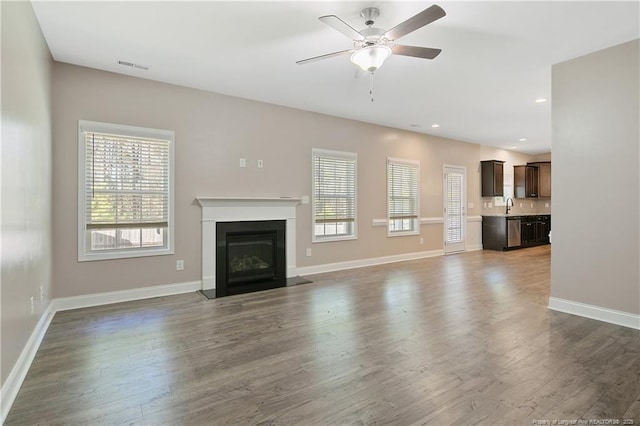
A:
216;220;286;297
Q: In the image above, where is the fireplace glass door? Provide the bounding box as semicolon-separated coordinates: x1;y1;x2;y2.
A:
216;220;286;297
227;233;276;284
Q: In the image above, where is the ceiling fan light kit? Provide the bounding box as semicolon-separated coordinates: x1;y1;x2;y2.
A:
350;45;392;72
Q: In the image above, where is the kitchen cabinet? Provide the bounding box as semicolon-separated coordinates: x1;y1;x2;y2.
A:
528;161;551;197
514;165;539;198
538;215;551;244
520;217;536;246
521;215;551;246
481;160;504;197
482;216;509;250
482;214;550;250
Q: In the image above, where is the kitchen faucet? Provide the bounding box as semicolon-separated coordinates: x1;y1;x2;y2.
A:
506;198;514;214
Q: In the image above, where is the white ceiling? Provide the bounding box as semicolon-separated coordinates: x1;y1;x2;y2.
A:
32;1;639;154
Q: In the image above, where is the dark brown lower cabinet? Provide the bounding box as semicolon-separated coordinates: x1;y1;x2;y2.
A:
521;216;551;246
482;215;550;250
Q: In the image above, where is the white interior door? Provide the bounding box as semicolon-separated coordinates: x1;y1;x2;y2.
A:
444;166;466;254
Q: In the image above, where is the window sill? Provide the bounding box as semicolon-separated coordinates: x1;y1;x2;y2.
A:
312;235;357;244
78;247;174;262
387;230;420;238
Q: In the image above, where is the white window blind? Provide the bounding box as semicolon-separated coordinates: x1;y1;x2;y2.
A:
85;133;169;229
387;158;419;234
312;149;357;241
78;121;174;261
446;171;463;243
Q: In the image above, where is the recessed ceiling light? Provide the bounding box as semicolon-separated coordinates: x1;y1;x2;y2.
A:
431;124;440;128
535;98;547;103
511;146;518;149
519;138;527;142
409;124;419;128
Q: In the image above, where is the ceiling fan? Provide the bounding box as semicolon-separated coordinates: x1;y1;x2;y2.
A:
297;4;446;73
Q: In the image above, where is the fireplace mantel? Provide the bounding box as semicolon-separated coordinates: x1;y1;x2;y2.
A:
196;197;301;291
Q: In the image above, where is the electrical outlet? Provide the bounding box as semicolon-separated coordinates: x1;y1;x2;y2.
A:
420;238;424;245
306;248;312;257
468;202;474;209
257;160;263;168
39;286;44;302
530;202;534;208
30;297;34;315
488;202;493;208
545;202;549;208
301;195;309;204
239;158;246;168
176;260;184;271
483;202;487;208
520;203;523;208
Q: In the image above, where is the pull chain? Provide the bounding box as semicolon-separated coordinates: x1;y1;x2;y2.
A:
369;72;375;102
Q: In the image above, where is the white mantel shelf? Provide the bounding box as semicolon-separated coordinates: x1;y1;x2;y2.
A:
196;196;301;292
196;197;302;206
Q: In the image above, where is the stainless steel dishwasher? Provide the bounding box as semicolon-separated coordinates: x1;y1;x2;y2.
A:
507;217;521;247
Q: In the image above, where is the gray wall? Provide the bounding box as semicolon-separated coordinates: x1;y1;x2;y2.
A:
1;2;53;386
53;62;503;298
551;39;639;315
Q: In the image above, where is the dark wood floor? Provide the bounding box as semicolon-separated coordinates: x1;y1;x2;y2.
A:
6;246;640;425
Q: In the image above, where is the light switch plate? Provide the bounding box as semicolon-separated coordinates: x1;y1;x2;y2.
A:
301;195;309;204
239;158;246;168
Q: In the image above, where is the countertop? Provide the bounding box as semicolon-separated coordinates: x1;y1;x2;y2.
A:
482;213;551;217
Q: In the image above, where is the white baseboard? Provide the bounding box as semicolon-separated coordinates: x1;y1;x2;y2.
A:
1;280;201;424
465;244;483;252
296;249;444;276
1;302;56;425
548;297;640;330
53;280;201;312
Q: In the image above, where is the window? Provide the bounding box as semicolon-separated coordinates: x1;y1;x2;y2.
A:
78;121;174;261
312;149;357;242
387;158;419;235
494;171;514;207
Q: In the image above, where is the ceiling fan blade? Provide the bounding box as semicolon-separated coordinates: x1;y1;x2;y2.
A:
319;15;365;41
384;5;446;41
296;49;353;65
392;45;442;60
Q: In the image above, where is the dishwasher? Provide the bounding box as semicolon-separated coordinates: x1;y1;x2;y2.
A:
507;217;521;247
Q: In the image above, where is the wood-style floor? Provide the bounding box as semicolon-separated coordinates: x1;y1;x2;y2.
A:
6;246;640;425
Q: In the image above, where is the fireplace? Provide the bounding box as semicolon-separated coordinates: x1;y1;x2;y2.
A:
216;220;286;297
196;197;300;298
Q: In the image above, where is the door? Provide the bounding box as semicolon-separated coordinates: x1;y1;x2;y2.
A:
526;166;539;197
444;166;466;254
493;162;504;197
538;162;551;197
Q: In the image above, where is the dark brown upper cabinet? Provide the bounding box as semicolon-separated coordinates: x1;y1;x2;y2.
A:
514;165;539;198
528;161;551;197
481;160;504;197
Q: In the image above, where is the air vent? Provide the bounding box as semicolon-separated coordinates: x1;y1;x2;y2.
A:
118;60;149;71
